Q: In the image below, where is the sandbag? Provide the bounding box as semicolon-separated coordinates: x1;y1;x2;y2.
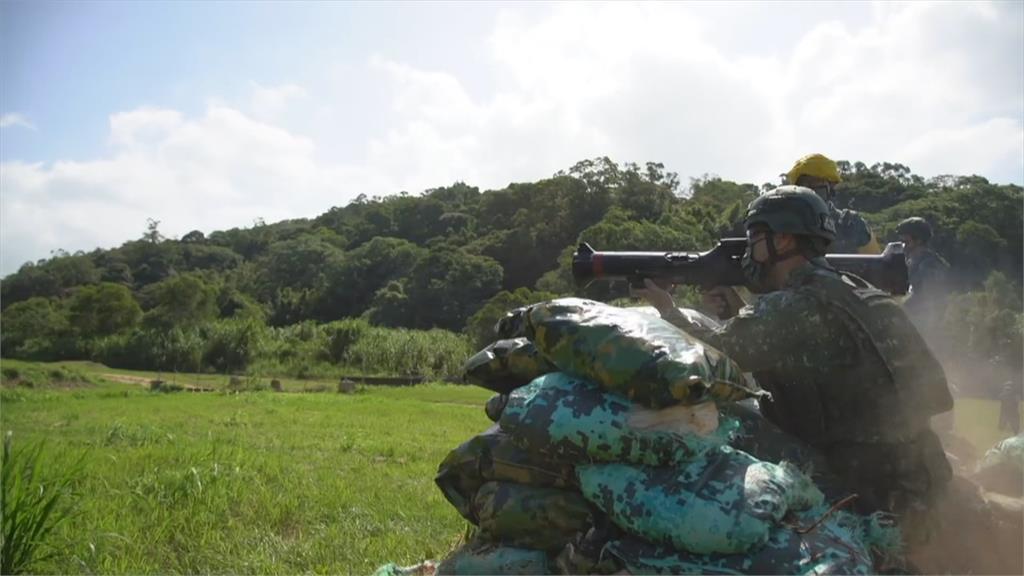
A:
485;394;509;423
435;425;577;523
463;338;557;394
722;401;851;503
973;433;1024;497
603;508;879;575
436;541;549;575
499;298;760;408
577;447;824;554
499;373;732;467
473;481;594;552
628;305;723;332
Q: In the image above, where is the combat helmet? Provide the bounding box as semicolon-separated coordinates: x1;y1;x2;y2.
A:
896;217;933;243
786;153;841;185
745;185;837;246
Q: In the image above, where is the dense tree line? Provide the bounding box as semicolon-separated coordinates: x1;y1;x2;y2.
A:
1;158;1020;389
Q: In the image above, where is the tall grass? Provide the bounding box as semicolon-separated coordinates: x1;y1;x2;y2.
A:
1;433;82;575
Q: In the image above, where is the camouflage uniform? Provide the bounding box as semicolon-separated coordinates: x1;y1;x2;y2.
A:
830;205;879;254
660;259;953;522
903;248;950;336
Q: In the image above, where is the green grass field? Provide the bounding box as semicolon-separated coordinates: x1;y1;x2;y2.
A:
1;361;492;574
1;360;1020;574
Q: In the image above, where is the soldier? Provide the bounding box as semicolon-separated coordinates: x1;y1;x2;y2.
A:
896;217;950;335
634;186;954;542
786;153;881;254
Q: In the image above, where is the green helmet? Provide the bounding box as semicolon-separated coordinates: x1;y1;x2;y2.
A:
896;217;932;243
744;185;836;245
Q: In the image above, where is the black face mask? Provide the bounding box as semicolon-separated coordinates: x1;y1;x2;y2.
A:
741;239;772;294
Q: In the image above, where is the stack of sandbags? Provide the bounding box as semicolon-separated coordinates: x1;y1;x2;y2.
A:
433;298;898;575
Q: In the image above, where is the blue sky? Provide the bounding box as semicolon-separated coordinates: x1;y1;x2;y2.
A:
2;1;1022;276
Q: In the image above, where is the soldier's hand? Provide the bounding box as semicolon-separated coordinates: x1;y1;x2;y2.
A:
701;286;744;320
630;278;676;315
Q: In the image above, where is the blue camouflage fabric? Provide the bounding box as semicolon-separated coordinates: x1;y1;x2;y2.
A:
659;259;952;517
978;433;1024;472
499;373;734;467
436;541;549;575
830;205;876;254
601;505;891;575
577;447;824;554
463;338;557;394
500;298;761;408
473;481;594;552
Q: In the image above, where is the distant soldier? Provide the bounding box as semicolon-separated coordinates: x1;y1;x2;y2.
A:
786;153;881;254
998;380;1022;435
896;217;950;339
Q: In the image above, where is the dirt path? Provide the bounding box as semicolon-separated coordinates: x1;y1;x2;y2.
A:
99;373;215;392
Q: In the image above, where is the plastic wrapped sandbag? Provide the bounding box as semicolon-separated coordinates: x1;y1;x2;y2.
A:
485;394;509;423
500;298;760;407
499;373;732;467
973;433;1023;497
603;507;881;575
435;425;577;523
463;338;557;394
473;481;594;552
436;542;549;575
577;447;824;554
628;305;723;332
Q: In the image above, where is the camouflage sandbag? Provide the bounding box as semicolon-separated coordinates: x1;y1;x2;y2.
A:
603;508;881;575
371;561;437;576
628;305;722;332
464;338;557;394
436;425;577;523
577;447;824;554
485;394;509;423
722;401;850;502
974;434;1024;497
473;481;594;552
977;433;1024;472
436;541;549;575
500;298;760;408
499;373;733;467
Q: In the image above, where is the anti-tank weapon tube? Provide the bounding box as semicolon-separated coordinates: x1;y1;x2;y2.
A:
572;238;909;295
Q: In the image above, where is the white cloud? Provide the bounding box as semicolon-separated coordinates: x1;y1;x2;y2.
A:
0;104;377;274
0;113;35;130
249;82;307;121
359;1;1021;194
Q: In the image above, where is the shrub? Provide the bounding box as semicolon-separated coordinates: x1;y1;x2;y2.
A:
1;433;82;575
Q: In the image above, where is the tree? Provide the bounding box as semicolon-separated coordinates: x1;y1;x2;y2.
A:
141;273;219;329
67;283;142;339
404;249;503;331
0;297;68;357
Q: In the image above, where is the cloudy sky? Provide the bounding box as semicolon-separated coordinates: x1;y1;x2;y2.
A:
1;1;1022;276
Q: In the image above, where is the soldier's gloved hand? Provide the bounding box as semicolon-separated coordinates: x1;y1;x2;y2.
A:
630;278;676;316
701;286;744;321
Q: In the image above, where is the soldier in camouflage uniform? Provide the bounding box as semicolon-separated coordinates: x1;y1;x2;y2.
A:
786;153;881;254
896;217;950;339
635;186;953;543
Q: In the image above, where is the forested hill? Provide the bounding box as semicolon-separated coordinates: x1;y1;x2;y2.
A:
2;158;1021;384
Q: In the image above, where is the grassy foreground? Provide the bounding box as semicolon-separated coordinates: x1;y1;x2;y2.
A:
1;365;492;574
2;360;1021;574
